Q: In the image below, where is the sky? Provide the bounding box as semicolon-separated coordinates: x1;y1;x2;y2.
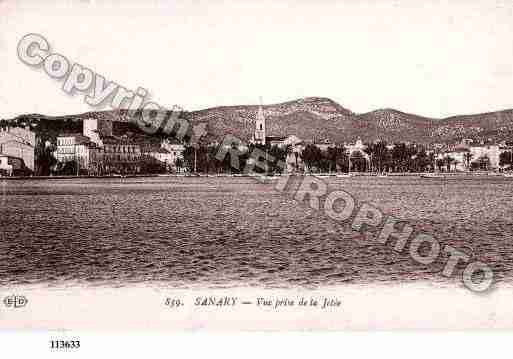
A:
1;0;513;118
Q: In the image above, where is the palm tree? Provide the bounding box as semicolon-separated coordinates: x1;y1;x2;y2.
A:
300;144;322;173
444;155;455;172
453;159;460;172
350;150;367;172
463;152;473;170
35;139;57;176
391;143;415;172
326;146;347;173
413;149;430;172
499;151;512;170
364;144;374;172
428;152;436;172
284;145;293;173
365;141;389;173
334;145;349;173
435;158;444;172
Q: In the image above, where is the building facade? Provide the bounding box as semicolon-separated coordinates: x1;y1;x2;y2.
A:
91;136;143;175
0;154;27;176
439;142;504;171
55;134;95;172
161;139;186;171
0;126;36;172
470;145;501;170
54;118;188;175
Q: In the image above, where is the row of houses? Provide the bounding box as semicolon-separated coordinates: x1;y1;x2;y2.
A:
249;104;513;172
1;107;512;175
265;136;510;173
0;118;188;176
54;119;186;175
436;139;511;171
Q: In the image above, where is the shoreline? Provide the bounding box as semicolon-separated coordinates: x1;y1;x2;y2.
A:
0;171;511;181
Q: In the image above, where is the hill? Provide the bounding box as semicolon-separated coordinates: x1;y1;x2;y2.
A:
187;98;513;144
3;97;513;145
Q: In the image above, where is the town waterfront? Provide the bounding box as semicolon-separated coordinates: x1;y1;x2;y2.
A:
2;176;513;287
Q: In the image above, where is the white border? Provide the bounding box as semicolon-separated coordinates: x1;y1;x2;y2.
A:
1;332;510;359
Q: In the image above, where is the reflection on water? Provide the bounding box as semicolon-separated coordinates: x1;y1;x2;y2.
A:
1;177;513;288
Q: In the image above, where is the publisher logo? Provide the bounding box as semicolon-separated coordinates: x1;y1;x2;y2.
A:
3;295;28;308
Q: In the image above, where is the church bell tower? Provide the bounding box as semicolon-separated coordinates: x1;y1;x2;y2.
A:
254;97;266;145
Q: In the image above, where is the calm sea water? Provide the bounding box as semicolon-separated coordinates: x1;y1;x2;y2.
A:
1;176;513;287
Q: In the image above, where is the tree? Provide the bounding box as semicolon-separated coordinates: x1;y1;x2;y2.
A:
428;152;437;172
453;159;460;172
293;151;300;172
300;144;323;173
436;158;445;172
390;143;417;172
35;140;57;176
350;150;367;172
328;145;348;173
54;160;77;176
140;156;167;174
245;143;272;174
183;144;208;173
412;149;431;172
444;155;455;172
463;152;473;170
206;145;221;173
364;141;389;173
267;144;289;174
499;151;512;170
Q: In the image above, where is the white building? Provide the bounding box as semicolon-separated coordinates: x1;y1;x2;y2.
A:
55;134;95;171
345;139;368;157
437;146;470;171
470;145;501;169
142;145;172;168
55;118;101;172
0;154;29;176
439;142;504;171
161;139;186;170
346;139;370;171
0;154;14;176
83;118;103;146
0;126;36;172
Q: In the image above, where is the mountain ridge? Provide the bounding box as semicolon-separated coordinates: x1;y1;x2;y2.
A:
4;97;513;145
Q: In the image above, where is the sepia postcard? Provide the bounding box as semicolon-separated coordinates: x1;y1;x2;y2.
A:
2;0;513;341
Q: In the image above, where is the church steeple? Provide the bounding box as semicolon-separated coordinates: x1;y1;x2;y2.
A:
254;97;266;145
